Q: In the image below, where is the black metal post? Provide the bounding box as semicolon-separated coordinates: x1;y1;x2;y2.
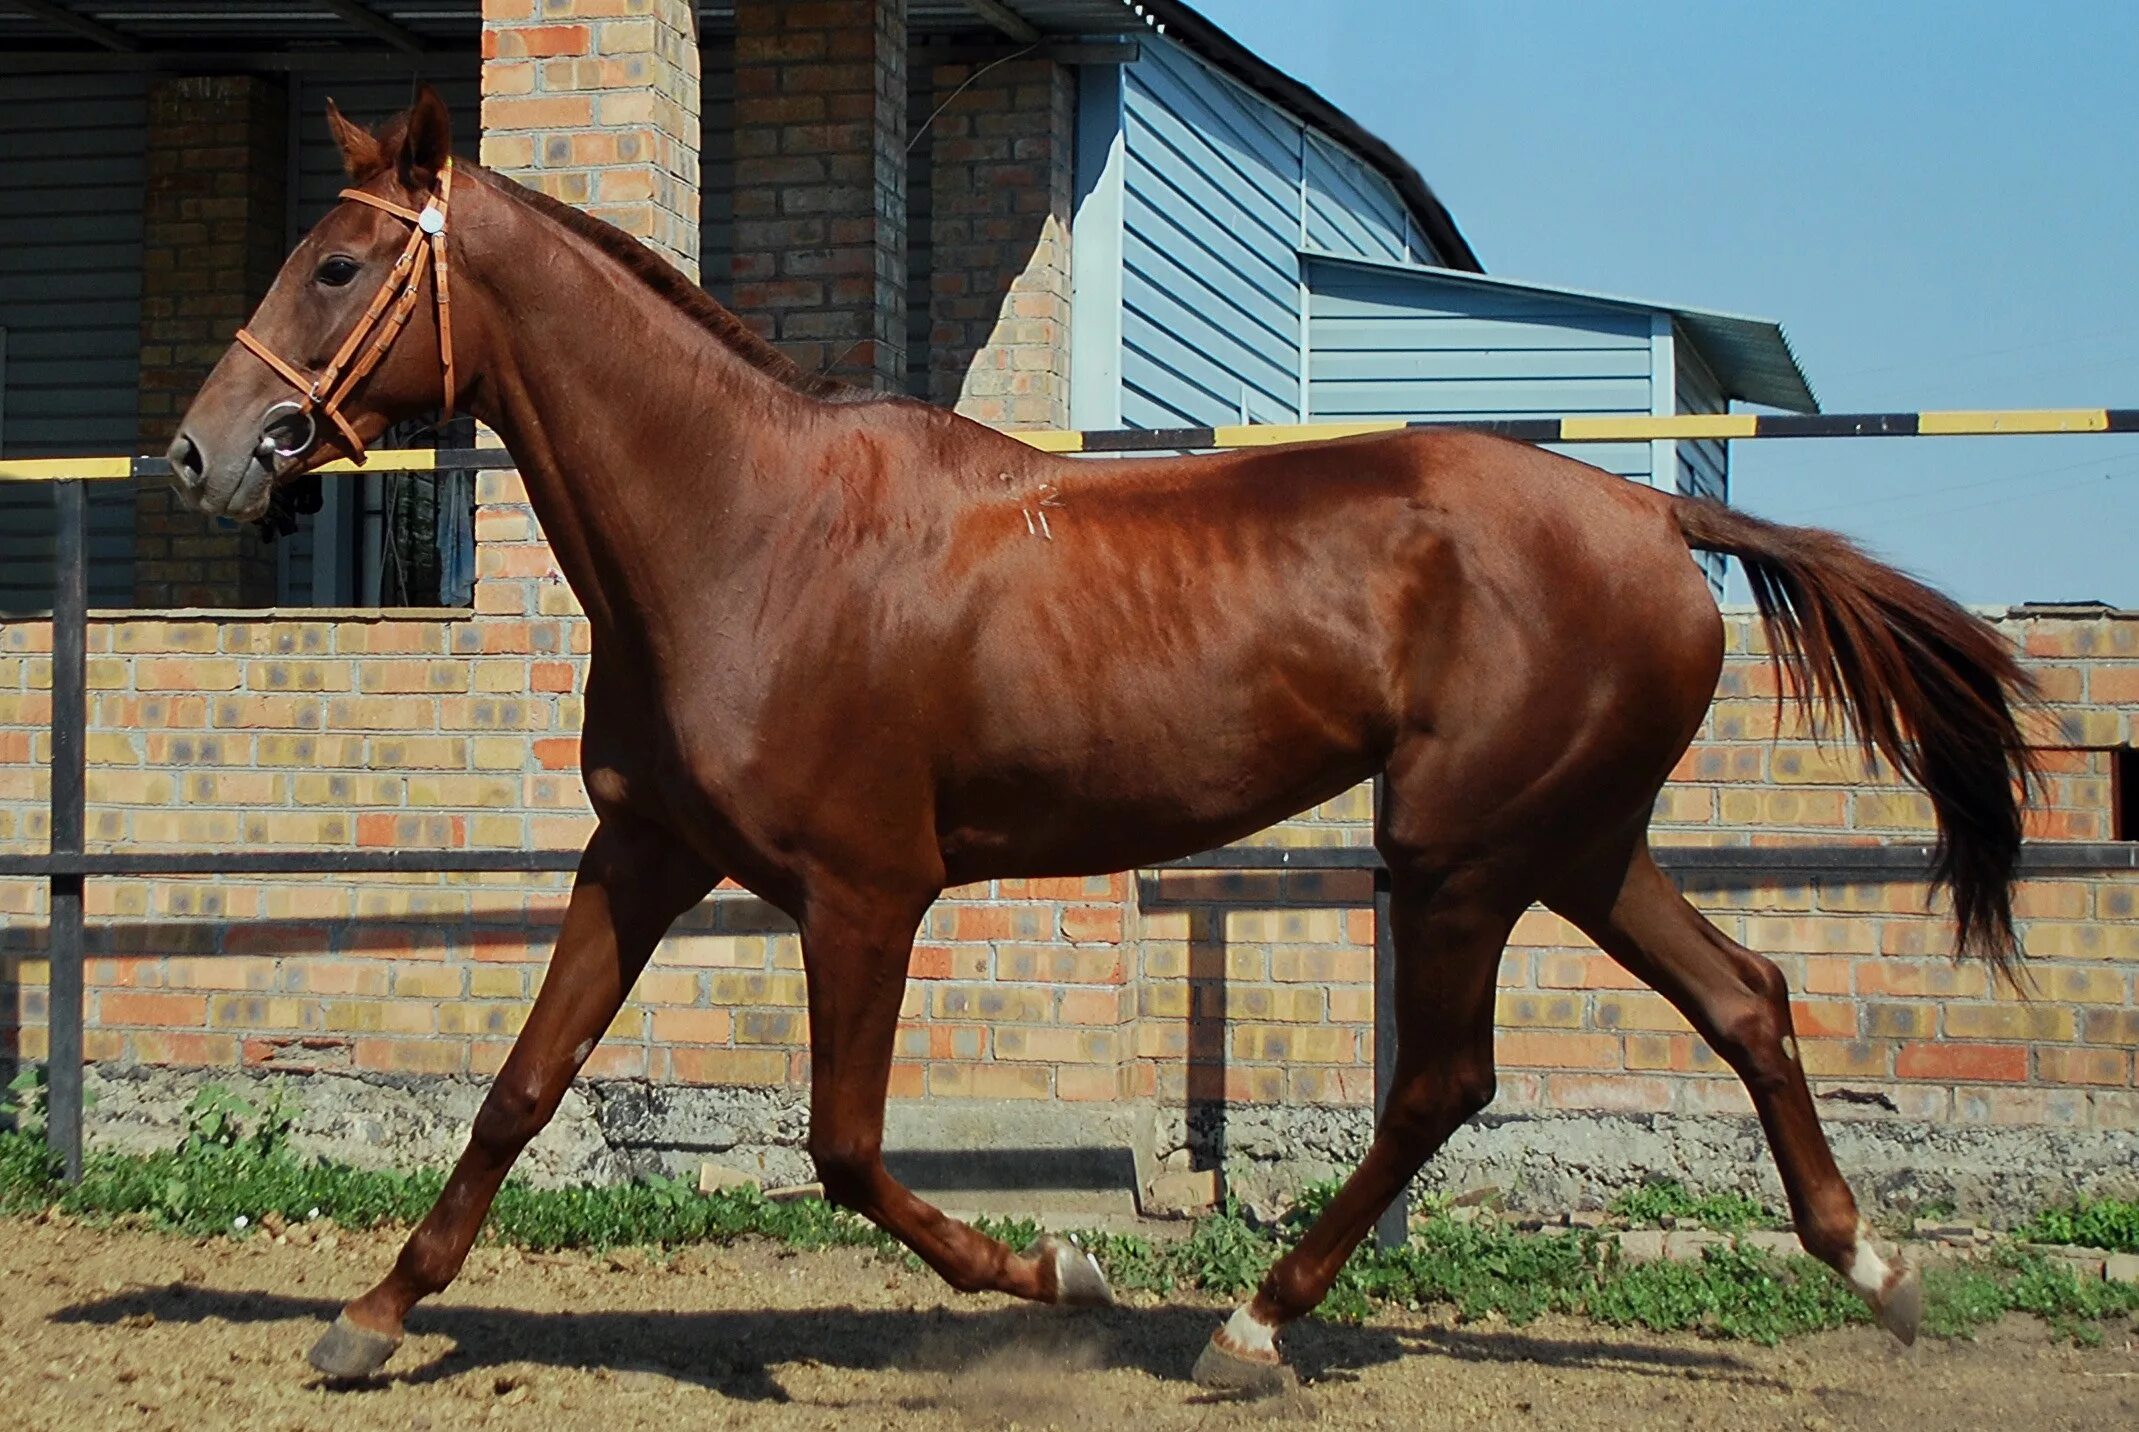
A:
47;479;88;1180
1370;776;1405;1250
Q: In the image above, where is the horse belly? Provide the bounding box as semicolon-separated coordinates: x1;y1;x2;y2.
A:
936;653;1387;880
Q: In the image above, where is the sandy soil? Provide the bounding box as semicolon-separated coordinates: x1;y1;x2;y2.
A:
0;1215;2132;1431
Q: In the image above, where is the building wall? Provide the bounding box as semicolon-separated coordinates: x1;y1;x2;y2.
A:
2;608;2133;1151
1108;35;1438;430
0;71;149;614
1304;256;1658;483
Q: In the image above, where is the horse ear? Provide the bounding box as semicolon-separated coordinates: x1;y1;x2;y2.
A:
325;99;385;181
399;84;452;189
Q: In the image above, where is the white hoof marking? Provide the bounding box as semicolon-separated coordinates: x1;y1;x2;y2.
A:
1221;1303;1278;1358
1846;1230;1893;1304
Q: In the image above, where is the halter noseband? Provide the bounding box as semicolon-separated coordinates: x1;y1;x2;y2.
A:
234;159;456;464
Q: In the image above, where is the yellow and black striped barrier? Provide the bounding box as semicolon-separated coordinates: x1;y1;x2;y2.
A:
3;407;2134;481
1020;406;2139;454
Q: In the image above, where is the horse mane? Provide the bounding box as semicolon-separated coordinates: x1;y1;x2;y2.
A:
476;165;855;400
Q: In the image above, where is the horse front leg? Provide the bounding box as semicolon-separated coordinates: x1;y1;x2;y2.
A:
307;820;713;1376
801;887;1114;1307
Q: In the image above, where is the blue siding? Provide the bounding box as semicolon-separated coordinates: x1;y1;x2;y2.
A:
1675;340;1730;591
1303;132;1409;264
1120;38;1303;427
1115;37;1443;430
1305;259;1656;481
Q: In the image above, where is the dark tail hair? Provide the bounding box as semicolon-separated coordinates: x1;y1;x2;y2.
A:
1673;498;2038;979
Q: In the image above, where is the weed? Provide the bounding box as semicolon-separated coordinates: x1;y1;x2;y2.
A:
2017;1199;2139;1254
1609;1178;1779;1232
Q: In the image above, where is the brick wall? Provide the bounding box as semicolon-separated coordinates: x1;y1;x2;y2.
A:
728;0;908;389
2;609;2134;1136
920;56;1074;427
479;0;703;279
132;75;288;609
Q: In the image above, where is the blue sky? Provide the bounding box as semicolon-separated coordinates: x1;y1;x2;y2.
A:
1192;0;2139;606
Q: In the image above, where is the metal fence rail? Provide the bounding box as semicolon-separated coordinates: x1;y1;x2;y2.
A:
4;410;2137;1240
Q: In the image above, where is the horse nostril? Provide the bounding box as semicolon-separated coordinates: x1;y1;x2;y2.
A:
168;433;205;488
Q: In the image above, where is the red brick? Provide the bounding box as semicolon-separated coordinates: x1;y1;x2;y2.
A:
1895;1042;2028;1083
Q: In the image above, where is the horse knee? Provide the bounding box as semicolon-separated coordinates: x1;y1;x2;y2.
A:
808;1131;883;1210
1383;1055;1495;1139
471;1074;546;1161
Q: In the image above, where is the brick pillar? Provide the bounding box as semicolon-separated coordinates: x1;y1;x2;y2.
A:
479;0;702;280
730;0;907;391
134;76;288;609
924;57;1074;428
475;0;705;625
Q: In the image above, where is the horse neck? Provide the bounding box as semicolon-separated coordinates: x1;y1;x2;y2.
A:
452;174;820;640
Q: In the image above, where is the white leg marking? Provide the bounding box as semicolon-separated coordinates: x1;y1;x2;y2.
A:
1780;1034;1800;1063
570;1037;595;1066
1846;1237;1893;1303
1221;1303;1278;1357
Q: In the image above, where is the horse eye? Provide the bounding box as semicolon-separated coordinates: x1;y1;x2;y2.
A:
315;256;362;288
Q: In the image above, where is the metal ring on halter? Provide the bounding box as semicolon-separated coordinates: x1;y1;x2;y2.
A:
257;400;318;462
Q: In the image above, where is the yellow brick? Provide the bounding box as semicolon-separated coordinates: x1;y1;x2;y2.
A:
929;1063;1051;1099
86;770;176;804
323;1000;436;1035
707;972;809;1007
1942;1004;2076;1042
1497;992;1585;1029
393;967;465;999
472;737;529;770
437;1003;529;1037
207;995;311;1029
1231;1025;1354;1063
994;1026;1120;1064
247;661;350;692
468;966;527;999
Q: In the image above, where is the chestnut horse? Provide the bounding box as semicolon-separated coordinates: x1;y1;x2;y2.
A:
168;92;2033;1388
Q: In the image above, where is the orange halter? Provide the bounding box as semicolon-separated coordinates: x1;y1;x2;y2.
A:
234;159;456;464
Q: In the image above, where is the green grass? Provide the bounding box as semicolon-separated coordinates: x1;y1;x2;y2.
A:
2017;1199;2139;1254
1;1128;2132;1345
1608;1178;1781;1232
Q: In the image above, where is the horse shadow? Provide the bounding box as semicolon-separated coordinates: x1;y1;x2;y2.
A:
52;1281;1774;1402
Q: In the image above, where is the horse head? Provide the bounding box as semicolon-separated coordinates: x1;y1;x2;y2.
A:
166;86;456;522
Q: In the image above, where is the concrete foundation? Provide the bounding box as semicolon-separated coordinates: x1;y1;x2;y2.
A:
64;1066;2139;1225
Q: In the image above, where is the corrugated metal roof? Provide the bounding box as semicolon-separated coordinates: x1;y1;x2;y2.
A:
1309;252;1820;414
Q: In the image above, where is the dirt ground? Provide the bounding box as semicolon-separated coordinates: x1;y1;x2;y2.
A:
1;1216;2133;1432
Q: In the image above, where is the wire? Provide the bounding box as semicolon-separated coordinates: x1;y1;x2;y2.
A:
907;43;1040;153
1912;468;2130;523
1796;448;2139;518
1822;323;2139;382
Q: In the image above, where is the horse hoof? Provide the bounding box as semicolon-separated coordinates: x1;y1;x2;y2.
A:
1877;1265;1923;1347
1191;1333;1291;1396
307;1313;401;1378
1026;1235;1115;1307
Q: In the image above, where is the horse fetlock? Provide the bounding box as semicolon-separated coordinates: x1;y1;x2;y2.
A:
1841;1224;1921;1346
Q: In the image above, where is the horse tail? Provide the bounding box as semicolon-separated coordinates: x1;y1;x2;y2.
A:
1672;497;2038;980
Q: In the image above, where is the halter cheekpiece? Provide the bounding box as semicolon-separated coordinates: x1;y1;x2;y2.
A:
234;159;456;463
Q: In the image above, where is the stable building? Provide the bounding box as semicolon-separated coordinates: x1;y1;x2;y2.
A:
0;0;1813;614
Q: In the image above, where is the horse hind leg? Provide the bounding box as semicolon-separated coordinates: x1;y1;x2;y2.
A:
1194;857;1516;1391
1547;843;1921;1343
798;886;1115;1308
